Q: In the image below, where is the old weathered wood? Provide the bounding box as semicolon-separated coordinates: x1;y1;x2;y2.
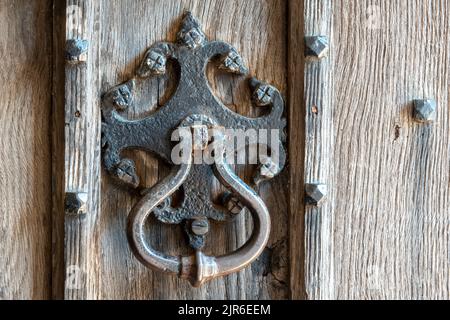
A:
330;0;450;299
54;0;288;299
287;0;306;300
0;0;53;299
303;0;334;300
289;0;450;300
58;0;102;299
3;0;448;301
94;0;288;299
51;0;65;299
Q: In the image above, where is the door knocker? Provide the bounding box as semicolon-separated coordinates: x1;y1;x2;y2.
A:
101;12;286;287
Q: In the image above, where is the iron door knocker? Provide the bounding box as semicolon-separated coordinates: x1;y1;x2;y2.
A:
101;12;286;287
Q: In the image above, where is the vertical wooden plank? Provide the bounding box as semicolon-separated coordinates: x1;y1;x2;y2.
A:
51;0;65;299
97;0;288;299
290;0;450;300
0;0;53;299
331;0;450;299
61;0;102;299
287;0;306;300
295;0;334;299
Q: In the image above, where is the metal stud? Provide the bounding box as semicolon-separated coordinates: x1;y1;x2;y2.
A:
102;81;134;111
177;12;206;49
227;197;245;215
65;192;88;216
250;78;275;107
113;159;139;188
413;99;437;123
65;39;89;63
305;36;329;59
253;157;280;185
221;192;245;215
138;50;167;77
305;183;327;206
220;50;248;74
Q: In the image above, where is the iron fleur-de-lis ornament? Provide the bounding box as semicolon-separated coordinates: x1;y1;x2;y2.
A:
101;12;286;287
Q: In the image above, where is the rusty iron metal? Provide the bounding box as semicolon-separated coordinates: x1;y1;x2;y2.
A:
101;12;286;287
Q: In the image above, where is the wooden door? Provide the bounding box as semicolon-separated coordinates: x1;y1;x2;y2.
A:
55;0;290;300
0;0;53;299
0;0;449;300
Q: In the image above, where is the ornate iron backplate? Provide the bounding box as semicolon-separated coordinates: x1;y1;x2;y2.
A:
101;12;286;287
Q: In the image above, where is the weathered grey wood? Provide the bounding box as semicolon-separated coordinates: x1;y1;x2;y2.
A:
4;0;450;301
95;0;288;299
0;0;53;299
291;0;450;300
330;0;450;300
60;0;102;300
48;0;450;301
299;0;334;300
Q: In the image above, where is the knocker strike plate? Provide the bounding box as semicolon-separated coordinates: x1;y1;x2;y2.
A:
101;12;286;287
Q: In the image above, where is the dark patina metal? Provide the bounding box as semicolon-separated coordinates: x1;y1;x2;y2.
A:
65;39;89;63
304;35;329;59
413;99;437;123
64;192;88;216
305;183;328;207
101;12;286;287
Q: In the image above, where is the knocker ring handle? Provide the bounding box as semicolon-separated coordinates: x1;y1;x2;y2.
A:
127;133;270;287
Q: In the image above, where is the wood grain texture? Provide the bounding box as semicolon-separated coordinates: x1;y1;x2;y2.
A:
330;0;450;300
287;0;306;300
50;0;450;300
303;0;334;300
0;0;53;299
292;0;450;300
95;0;288;299
51;0;66;300
61;0;102;300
